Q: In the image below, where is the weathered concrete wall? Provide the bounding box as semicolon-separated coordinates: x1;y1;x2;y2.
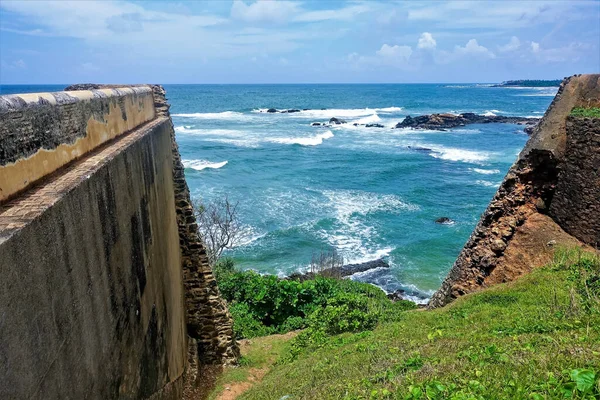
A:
429;74;600;309
0;87;155;203
0;115;186;399
0;84;238;399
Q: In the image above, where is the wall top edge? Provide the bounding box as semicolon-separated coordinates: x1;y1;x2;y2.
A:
0;85;153;115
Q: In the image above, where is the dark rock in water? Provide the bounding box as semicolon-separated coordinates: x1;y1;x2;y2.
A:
311;122;322;126
288;258;390;281
283;109;300;113
524;124;537;135
329;117;347;125
387;289;429;303
366;123;385;128
395;113;539;131
435;217;454;225
303;108;309;111
387;289;407;301
339;258;390;276
407;145;432;152
267;108;277;113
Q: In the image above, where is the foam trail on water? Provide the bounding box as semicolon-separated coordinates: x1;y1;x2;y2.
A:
182;159;228;171
476;180;500;187
173;111;248;120
175;126;245;136
270;130;334;146
353;113;382;125
253;107;403;118
426;144;491;164
471;168;501;175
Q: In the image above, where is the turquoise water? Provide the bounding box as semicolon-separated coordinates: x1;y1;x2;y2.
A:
1;83;557;301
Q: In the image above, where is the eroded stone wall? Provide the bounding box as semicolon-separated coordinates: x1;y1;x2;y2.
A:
549;116;600;246
0;116;186;399
151;86;239;368
429;74;600;309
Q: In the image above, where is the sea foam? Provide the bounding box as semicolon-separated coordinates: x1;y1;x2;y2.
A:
173;111;247;120
427;145;490;164
471;168;501;175
254;107;403;118
270;130;334;146
182;159;228;171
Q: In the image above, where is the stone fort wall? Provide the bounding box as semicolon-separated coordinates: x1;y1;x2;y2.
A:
0;85;237;399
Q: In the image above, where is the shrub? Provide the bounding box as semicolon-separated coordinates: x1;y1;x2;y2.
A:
228;302;275;339
216;265;416;340
308;292;379;335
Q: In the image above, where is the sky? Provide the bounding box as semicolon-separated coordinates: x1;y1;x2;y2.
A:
0;0;599;84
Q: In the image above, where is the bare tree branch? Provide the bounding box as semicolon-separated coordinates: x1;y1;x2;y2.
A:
192;196;243;266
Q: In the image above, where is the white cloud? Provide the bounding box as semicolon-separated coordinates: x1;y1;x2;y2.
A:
405;1;597;30
13;59;26;69
376;44;413;63
1;59;27;69
417;32;436;50
0;0;225;40
498;36;520;52
528;41;588;62
294;4;370;22
455;39;495;58
230;1;369;24
231;0;300;23
435;39;495;64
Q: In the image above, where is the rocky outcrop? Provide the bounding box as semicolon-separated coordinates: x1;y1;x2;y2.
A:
429;74;600;309
263;108;300;113
329;117;347;125
396;113;538;131
289;258;390;281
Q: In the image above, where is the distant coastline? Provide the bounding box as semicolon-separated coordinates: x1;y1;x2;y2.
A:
492;79;562;87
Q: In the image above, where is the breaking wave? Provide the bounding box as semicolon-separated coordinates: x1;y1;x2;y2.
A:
182;159;228;171
270;130;334;146
253;107;403;118
172;111;246;119
427;145;490;164
471;168;501;175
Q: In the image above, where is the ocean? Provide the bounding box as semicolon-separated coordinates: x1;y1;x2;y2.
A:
0;83;557;302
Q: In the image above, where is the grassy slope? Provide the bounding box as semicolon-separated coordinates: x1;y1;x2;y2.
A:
240;249;600;399
208;333;295;400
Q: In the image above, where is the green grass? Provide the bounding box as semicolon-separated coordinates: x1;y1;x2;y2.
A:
570;107;600;118
208;333;295;400
240;248;600;399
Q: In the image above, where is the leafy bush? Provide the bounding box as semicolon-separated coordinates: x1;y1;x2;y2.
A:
228;302;275;339
215;265;416;340
308;293;379;335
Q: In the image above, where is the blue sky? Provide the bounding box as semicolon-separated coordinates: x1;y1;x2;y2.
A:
1;0;599;84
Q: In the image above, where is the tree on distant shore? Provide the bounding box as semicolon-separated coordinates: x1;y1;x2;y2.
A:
193;196;243;266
